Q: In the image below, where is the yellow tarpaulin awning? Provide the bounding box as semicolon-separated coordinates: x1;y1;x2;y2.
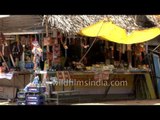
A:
79;20;160;44
126;28;160;44
100;27;160;44
79;20;127;40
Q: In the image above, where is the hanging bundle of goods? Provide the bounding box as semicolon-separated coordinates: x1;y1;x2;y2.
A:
0;33;10;72
43;36;54;70
134;43;145;67
32;40;43;70
53;37;61;64
10;35;23;60
0;33;10;56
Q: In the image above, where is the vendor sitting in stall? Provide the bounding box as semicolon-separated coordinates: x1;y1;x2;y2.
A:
25;55;34;69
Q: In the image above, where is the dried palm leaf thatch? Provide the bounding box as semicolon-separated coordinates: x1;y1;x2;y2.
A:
43;15;159;35
146;15;160;27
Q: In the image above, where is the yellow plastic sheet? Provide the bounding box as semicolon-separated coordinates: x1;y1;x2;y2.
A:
79;20;160;44
79;20;126;40
125;28;160;44
100;27;160;44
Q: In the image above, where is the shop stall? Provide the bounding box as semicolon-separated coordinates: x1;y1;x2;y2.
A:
0;15;160;105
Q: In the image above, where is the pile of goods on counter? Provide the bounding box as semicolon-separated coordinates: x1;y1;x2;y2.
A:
85;63;150;73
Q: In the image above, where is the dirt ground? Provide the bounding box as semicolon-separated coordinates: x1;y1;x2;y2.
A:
1;99;160;105
73;99;160;105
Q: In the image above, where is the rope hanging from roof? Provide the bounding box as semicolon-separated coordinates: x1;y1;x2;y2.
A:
79;20;105;63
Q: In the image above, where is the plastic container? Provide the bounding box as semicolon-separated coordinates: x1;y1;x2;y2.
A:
26;94;45;102
27;86;46;93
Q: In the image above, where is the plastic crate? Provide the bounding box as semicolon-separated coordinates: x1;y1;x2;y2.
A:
26;94;45;102
27;87;46;93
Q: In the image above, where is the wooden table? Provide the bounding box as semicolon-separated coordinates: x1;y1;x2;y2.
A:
0;71;33;101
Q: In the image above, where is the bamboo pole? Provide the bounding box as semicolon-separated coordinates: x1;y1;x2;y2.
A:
45;16;49;37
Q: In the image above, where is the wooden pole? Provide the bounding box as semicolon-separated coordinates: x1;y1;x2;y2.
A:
127;44;132;68
45;17;49;37
0;52;9;71
10;54;15;67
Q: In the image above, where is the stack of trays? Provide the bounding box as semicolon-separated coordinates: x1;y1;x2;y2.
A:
26;94;45;105
17;86;46;105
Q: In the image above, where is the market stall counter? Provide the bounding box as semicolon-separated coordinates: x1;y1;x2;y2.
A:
0;71;33;100
69;69;156;100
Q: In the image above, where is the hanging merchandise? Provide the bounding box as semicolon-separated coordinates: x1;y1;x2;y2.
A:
10;45;21;61
10;35;23;60
127;44;132;68
20;36;26;46
25;56;34;70
0;33;10;57
59;35;68;61
32;40;43;70
29;35;33;49
52;30;57;38
134;43;145;67
0;33;12;69
105;41;109;57
119;44;122;62
122;44;126;54
110;43;114;64
44;60;49;70
53;39;61;64
43;36;54;68
60;36;68;50
24;35;32;58
68;36;71;45
81;38;89;49
43;37;54;46
57;31;63;42
41;33;44;62
51;31;62;64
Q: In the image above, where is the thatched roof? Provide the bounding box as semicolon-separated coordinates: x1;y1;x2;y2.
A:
146;15;160;27
0;15;43;33
43;15;159;35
